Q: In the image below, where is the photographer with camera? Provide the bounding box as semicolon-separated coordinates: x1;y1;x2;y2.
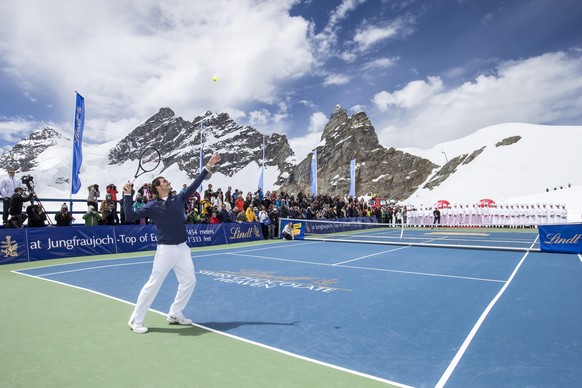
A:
55;203;75;226
1;167;22;225
82;205;102;226
7;187;35;228
87;184;100;211
106;183;118;208
26;203;47;227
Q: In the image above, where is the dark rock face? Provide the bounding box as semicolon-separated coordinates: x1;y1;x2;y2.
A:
424;146;486;191
108;108;295;180
279;107;437;200
496;136;521;147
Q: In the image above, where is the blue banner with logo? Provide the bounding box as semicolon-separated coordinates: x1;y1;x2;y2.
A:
0;222;264;265
0;229;28;264
349;159;356;197
539;223;582;254
114;224;158;253
185;223;228;247
27;226;117;260
224;222;263;243
310;149;317;197
71;92;85;194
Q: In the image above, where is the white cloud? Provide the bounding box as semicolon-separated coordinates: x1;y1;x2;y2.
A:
372;51;582;148
351;16;415;53
223;108;246;122
309;0;366;58
329;0;367;27
307;112;328;133
336;16;414;64
247;101;291;133
373;76;444;110
362;57;399;71
323;74;350;86
299;100;318;110
0;0;314;142
248;109;272;127
288;132;322;163
353;24;399;49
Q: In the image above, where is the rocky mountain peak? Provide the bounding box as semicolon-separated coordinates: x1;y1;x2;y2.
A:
279;106;437;199
0;127;67;172
107;109;295;181
323;105;379;149
145;107;176;124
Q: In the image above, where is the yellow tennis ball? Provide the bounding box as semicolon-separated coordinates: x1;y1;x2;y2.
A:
212;76;219;82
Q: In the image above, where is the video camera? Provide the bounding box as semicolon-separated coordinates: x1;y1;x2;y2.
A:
21;174;34;190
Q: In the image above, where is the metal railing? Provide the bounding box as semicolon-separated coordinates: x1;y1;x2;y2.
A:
24;197;103;225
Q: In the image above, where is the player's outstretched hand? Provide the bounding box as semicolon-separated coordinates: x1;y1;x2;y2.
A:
207;153;221;169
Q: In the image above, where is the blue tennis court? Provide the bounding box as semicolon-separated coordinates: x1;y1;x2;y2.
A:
15;239;582;387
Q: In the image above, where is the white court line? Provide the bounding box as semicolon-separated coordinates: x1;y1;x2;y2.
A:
22;260;153;277
434;236;538;388
11;242;316;277
11;254;154;272
333;245;411;265
20;242;320;278
15;239;507;285
194;241;318;258
229;252;506;283
12;255;410;388
15;270;139;307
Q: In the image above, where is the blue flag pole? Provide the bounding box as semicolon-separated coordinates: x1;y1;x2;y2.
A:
71;92;85;195
310;149;317;197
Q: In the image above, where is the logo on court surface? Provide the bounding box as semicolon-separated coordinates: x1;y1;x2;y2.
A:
198;269;351;293
1;236;19;257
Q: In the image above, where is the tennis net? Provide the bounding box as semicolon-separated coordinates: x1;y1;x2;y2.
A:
286;218;541;252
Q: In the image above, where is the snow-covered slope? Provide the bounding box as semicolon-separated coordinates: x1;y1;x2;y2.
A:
401;123;580;221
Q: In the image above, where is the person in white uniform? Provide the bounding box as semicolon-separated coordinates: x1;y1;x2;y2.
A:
123;152;221;334
0;167;22;225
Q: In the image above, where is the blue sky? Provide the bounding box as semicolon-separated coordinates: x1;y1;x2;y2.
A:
1;0;581;160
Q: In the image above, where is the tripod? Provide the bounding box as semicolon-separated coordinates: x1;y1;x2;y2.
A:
23;181;54;227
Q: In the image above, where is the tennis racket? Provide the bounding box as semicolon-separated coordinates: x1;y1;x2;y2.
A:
129;146;161;184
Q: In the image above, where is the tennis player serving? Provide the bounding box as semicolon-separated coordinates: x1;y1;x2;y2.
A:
123;152;221;334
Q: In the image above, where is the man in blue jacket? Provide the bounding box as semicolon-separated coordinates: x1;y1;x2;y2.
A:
123;152;221;334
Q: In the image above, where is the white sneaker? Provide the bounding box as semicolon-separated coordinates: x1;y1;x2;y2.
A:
128;318;149;334
167;314;193;325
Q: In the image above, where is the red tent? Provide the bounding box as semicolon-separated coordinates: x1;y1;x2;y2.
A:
479;198;496;208
435;200;450;209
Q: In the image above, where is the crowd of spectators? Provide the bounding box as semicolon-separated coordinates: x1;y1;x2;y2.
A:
1;165;571;231
104;182;380;239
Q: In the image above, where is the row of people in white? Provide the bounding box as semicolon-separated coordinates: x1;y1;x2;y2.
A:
407;203;567;227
